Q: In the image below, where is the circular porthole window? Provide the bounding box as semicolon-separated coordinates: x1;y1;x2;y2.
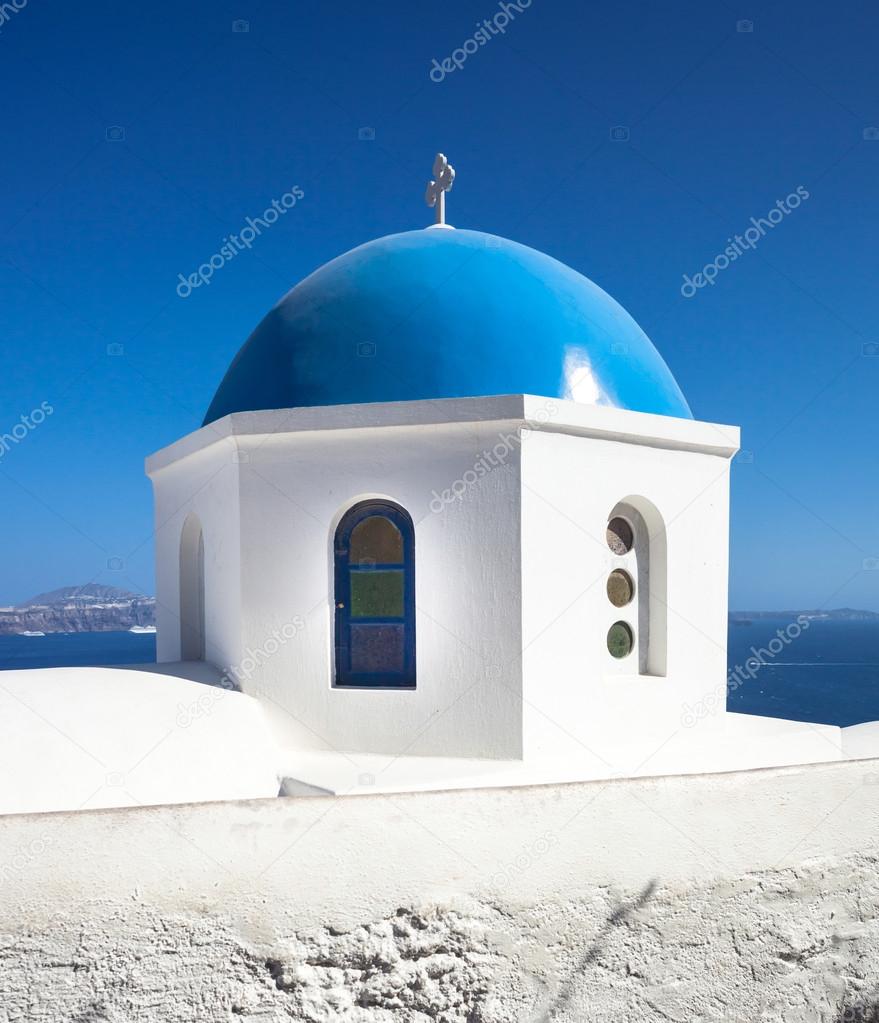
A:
607;569;634;607
606;517;633;556
607;621;634;659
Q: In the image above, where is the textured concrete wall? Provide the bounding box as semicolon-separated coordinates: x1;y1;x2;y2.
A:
2;760;879;1021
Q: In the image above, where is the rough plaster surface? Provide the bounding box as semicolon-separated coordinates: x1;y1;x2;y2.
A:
2;854;879;1022
3;762;879;1022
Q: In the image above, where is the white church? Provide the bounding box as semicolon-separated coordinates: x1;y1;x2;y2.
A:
3;156;877;815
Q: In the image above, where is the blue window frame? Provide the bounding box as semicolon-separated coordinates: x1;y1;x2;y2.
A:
334;500;416;688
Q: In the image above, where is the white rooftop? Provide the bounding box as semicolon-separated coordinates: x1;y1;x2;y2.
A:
1;662;877;816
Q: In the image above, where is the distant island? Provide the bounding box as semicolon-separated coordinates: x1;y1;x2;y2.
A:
730;608;879;623
0;585;156;635
1;589;876;636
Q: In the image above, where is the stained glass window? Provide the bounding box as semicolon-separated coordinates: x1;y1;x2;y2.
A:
606;517;633;555
349;516;403;565
607;569;634;608
607;621;634;659
334;501;415;687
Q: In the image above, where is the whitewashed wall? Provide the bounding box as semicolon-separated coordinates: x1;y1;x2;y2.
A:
234;416;524;759
149;399;530;760
2;759;879;1021
521;425;733;767
147;396;738;767
150;439;243;670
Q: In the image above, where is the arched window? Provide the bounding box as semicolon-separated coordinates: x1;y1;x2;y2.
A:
179;513;205;662
605;498;667;677
334;500;415;688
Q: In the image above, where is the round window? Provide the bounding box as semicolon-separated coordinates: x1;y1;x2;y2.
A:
607;621;634;659
606;517;633;555
607;569;634;607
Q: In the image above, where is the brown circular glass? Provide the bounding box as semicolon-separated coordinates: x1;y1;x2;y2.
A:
606;517;634;556
607;569;634;607
607;621;634;659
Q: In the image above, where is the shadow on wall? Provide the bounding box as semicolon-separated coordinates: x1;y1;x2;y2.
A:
837;1001;879;1022
535;879;658;1022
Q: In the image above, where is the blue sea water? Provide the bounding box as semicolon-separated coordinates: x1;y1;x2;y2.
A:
727;617;879;727
0;631;156;670
0;620;877;728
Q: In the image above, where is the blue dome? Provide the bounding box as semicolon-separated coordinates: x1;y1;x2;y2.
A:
203;229;692;425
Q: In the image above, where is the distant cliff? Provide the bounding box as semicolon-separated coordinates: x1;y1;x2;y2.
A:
0;585;156;635
730;607;879;622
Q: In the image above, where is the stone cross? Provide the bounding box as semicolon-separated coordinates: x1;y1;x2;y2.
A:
425;153;455;225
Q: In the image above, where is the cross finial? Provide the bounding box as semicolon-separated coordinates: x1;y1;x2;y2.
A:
425;153;455;226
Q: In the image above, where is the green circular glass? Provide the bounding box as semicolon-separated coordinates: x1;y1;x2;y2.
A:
606;517;633;556
607;621;634;659
607;569;634;608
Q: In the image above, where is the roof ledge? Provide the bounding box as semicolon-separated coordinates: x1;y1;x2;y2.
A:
146;395;740;476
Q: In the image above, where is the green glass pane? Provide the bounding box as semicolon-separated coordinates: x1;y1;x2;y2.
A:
350;624;405;673
350;570;404;618
607;621;634;659
349;516;403;565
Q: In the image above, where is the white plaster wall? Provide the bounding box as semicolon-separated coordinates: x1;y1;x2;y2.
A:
234;419;524;759
2;759;879;1021
146;397;739;767
521;427;733;767
149;440;243;671
0;666;279;816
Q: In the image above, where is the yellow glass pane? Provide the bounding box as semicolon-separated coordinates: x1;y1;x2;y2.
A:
607;569;634;607
349;515;403;565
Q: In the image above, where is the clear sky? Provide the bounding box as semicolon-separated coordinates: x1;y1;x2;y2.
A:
1;0;877;611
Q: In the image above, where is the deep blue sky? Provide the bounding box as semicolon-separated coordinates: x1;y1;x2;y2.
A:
1;0;877;610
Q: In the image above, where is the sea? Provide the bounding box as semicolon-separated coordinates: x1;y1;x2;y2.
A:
0;631;156;671
0;618;877;727
727;616;879;727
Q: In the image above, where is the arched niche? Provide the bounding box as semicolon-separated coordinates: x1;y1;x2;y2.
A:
608;496;667;677
179;513;205;662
